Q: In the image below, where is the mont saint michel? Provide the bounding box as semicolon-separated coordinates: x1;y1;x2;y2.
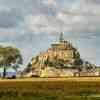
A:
24;33;98;78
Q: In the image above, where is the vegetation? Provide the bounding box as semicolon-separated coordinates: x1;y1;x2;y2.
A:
0;46;22;65
0;46;23;78
26;63;32;73
73;50;80;59
44;58;65;68
83;61;96;70
0;78;99;100
0;93;100;100
44;55;84;70
0;94;58;100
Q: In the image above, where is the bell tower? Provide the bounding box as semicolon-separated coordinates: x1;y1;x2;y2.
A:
59;32;64;42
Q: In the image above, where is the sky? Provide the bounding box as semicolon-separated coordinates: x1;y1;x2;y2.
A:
0;0;99;66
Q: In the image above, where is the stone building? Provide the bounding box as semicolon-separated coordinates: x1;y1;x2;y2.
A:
37;32;79;65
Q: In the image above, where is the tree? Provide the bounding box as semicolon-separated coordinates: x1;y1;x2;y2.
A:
0;46;23;78
74;50;80;59
74;59;83;66
5;47;22;64
25;63;32;73
44;57;65;68
73;59;83;72
56;59;64;68
83;61;94;71
0;46;22;65
44;56;50;66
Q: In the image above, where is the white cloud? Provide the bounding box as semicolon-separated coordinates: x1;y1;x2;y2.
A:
24;8;100;34
0;0;99;65
23;0;100;34
42;0;56;6
25;15;60;33
0;6;11;12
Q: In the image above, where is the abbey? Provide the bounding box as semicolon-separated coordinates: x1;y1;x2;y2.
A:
25;32;98;77
37;33;80;66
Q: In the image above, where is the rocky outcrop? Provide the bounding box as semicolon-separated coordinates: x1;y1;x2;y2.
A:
26;33;97;77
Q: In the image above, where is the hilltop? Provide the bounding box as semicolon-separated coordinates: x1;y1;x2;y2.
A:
25;33;97;77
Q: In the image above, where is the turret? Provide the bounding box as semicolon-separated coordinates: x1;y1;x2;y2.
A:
59;32;64;42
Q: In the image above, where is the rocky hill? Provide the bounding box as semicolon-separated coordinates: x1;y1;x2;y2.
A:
25;33;97;77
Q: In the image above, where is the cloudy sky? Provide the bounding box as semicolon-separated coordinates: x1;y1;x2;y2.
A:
0;0;99;65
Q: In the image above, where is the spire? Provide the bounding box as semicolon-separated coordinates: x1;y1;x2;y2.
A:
59;32;64;42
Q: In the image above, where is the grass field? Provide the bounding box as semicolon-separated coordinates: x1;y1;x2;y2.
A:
0;77;100;100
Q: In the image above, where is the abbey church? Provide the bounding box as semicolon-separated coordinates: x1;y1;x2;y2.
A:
36;33;80;66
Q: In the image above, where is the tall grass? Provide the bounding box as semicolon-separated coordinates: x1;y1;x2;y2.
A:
0;78;100;100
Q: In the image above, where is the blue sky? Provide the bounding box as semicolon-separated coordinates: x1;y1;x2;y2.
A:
0;0;99;65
